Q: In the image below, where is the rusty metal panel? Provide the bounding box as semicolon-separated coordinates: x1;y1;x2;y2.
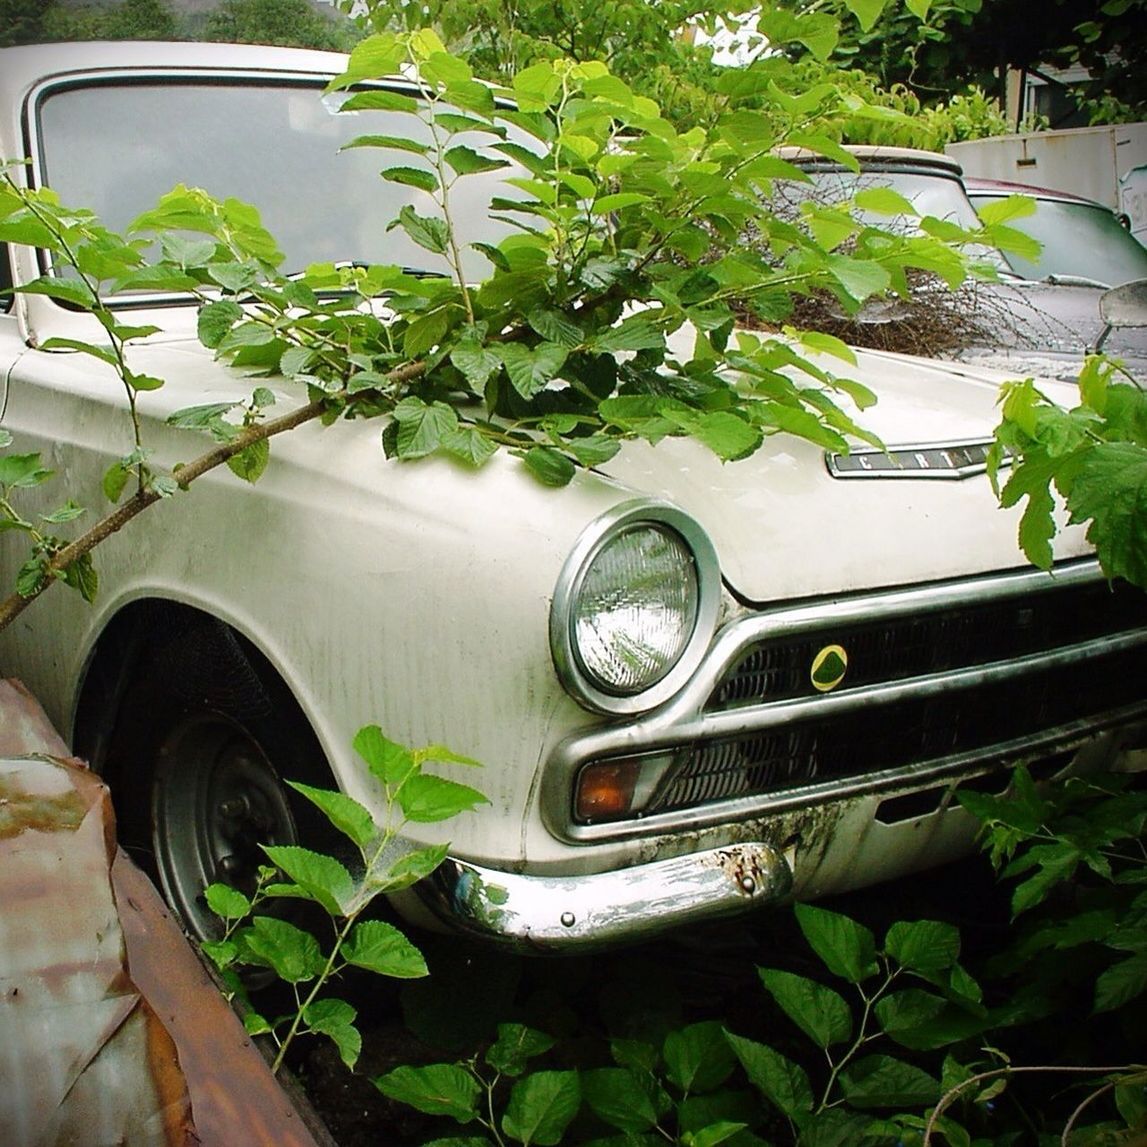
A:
0;680;329;1147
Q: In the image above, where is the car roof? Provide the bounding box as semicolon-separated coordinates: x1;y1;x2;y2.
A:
963;176;1102;208
776;144;963;177
0;40;351;107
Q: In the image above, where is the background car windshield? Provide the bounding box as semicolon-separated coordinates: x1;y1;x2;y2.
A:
967;194;1147;287
36;77;522;280
780;168;1009;272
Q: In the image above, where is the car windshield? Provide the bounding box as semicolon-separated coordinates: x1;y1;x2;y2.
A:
34;76;522;281
967;193;1147;287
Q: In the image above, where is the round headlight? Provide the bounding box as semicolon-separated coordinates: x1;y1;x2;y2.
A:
573;525;698;695
551;502;720;714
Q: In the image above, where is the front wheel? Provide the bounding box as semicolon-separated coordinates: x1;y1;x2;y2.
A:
151;710;300;940
94;610;336;943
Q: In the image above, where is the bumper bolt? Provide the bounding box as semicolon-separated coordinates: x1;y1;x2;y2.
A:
560;911;576;928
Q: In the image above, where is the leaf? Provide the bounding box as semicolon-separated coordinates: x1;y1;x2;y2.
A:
838;1055;940;1109
260;845;355;916
241;916;326;983
1095;953;1147;1013
486;1025;556;1077
581;1067;660;1132
384;843;451;890
403;310;450;358
758;969;852;1049
375;1064;481;1122
353;726;418;787
392;205;449;255
826;255;891;303
522;446;576;487
724;1031;813;1119
451;339;502;387
590;314;665;353
198;299;243;348
853;187;917;216
873;989;950;1046
383;166;440;194
840;0;890;31
304;997;361;1070
500;342;568;400
0;452;52;490
204;882;251;921
662;409;762;462
39;500;84;525
975;195;1036;226
528;309;585;349
1065;441;1147;587
226;438;270;484
392;397;460;459
396;773;489;823
501;1071;581;1147
344;920;429;979
445;146;509;176
288;782;375;849
664;1021;736;1093
62;554;98;603
794;903;879;983
884;920;961;973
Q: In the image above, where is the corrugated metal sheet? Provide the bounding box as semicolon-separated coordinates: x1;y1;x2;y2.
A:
0;678;329;1147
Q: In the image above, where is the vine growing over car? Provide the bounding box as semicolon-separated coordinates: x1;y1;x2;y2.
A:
0;24;1031;626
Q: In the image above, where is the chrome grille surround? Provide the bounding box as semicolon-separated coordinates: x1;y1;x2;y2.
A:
541;560;1147;844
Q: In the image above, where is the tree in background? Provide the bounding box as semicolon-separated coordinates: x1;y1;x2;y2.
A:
0;0;53;45
776;0;1147;122
205;0;360;50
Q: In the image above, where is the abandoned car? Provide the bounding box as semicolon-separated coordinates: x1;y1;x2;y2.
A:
1;42;1145;951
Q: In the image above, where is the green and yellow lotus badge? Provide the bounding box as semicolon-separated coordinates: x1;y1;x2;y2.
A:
810;644;848;693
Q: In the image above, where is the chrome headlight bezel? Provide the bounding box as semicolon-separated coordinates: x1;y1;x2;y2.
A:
550;501;721;715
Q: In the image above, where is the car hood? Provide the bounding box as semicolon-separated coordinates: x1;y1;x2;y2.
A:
955;279;1147;383
598;346;1091;604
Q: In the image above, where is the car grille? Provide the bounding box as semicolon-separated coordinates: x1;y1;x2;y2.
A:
564;564;1147;831
645;573;1147;815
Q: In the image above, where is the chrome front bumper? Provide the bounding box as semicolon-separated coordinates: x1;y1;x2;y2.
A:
410;841;793;951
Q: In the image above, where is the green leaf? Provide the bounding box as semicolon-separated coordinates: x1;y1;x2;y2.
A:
975;195;1036;226
304;997;361;1070
522;446;576;487
375;1063;481;1122
664;1021;736;1093
590;314;665;353
884;920;961;973
581;1067;660;1132
0;452;52;490
383;166;440;194
662;409;762;462
1095;953;1147;1013
396;773;489;823
838;1055;940;1109
288;782;375;849
167;402;238;431
62;554;98;603
204;882;251;921
353;726;418;786
39;500;84;525
826;255;891;303
758;969;852;1049
392;397;460;459
344;920;429;979
226;438;270;484
528;309;585;349
853;187;917;216
451;339;502;387
501;1071;581;1147
486;1025;556;1077
500;342;568;400
873;989;950;1046
198;299;243;349
392;205;449;255
724;1031;813;1119
241;916;326;983
384;843;451;890
445;146;509;176
404;310;450;358
840;0;890;32
260;845;355;916
794;903;879;983
1065;441;1147;587
906;0;932;18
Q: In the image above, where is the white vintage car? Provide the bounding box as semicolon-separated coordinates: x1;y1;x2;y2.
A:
1;41;1144;950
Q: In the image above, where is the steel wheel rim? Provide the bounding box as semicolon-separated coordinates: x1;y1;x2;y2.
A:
151;712;297;941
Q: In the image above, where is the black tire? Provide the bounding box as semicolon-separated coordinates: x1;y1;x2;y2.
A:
95;608;336;943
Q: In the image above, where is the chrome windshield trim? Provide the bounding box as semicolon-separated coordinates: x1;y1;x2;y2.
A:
541;559;1142;841
408;840;793;951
